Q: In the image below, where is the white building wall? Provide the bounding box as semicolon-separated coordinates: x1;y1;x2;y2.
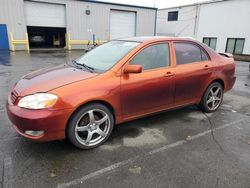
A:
157;6;197;37
196;0;250;54
157;0;250;55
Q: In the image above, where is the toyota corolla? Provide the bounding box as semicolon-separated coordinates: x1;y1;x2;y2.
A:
7;37;236;149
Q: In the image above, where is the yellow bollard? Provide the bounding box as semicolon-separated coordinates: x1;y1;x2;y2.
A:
10;32;30;52
67;33;72;50
25;33;30;53
65;33;68;50
10;32;15;51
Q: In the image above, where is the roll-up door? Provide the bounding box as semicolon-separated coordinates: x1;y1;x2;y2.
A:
110;10;136;39
24;1;66;28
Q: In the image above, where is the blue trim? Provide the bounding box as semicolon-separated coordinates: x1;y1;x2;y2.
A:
0;24;9;50
78;0;157;10
93;34;96;44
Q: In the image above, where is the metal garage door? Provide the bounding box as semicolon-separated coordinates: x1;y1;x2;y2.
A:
24;1;66;27
110;10;136;39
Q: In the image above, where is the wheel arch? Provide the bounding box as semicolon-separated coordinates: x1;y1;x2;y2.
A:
65;100;116;138
200;78;225;104
210;79;225;90
199;78;224;112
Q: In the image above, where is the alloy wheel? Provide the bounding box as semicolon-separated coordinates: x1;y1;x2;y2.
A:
206;85;223;111
75;109;111;147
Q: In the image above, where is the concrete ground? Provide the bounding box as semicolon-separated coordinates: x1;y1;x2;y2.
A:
0;50;250;188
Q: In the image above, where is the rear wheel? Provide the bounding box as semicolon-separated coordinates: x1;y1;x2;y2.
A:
200;82;223;113
67;103;114;149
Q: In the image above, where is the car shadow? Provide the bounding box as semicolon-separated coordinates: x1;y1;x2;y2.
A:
12;105;202;154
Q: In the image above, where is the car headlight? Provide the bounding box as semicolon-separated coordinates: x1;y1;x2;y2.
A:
18;93;58;109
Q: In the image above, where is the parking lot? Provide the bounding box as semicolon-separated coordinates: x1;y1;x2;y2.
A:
0;50;250;188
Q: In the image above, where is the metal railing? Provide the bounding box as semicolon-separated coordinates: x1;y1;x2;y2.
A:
65;33;107;50
9;32;107;51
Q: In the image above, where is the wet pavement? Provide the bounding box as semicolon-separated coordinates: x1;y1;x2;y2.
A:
0;50;250;188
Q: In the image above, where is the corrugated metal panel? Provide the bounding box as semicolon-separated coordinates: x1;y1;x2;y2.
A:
0;0;27;50
78;0;157;10
38;1;156;38
0;0;156;50
65;0;156;49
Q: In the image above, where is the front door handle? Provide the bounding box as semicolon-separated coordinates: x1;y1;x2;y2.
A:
164;72;175;77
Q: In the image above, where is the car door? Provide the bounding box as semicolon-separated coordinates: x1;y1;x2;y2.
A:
121;42;175;118
173;41;212;106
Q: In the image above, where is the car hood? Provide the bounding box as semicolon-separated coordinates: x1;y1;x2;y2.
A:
14;64;98;96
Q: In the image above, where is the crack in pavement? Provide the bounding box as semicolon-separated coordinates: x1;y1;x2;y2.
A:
57;117;248;188
0;104;5;111
214;177;219;188
202;112;225;153
3;157;13;188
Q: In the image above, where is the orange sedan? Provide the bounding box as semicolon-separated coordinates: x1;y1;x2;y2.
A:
6;37;236;149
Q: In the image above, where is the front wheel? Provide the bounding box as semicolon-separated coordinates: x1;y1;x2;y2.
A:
200;82;223;113
67;103;114;149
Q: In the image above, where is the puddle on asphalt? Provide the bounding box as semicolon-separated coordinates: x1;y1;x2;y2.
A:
123;127;166;147
101;127;167;150
0;51;11;66
187;111;206;120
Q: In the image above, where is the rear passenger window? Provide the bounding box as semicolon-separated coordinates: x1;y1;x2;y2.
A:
174;43;209;65
201;50;209;61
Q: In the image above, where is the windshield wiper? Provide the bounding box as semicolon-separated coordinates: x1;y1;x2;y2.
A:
72;60;95;72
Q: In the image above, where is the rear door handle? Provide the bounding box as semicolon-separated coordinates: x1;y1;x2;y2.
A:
164;72;175;77
204;65;210;70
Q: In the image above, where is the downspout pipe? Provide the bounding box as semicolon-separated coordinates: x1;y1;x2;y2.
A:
194;4;201;39
154;9;158;36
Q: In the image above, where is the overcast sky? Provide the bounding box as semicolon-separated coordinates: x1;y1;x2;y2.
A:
96;0;209;8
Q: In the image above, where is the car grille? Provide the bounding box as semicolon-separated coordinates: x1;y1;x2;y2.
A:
10;90;19;104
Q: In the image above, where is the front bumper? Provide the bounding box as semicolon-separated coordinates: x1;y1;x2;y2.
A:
6;101;73;142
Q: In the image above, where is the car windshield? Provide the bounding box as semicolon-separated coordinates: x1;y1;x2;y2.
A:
75;40;140;72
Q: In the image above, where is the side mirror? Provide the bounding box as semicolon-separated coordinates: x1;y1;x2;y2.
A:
124;64;142;74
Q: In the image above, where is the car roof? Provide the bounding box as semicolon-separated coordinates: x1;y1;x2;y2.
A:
116;36;196;43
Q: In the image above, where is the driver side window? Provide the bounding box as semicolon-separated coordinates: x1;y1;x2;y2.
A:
130;43;170;71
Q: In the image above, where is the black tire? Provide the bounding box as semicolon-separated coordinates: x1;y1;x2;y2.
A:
67;103;114;149
199;82;224;113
